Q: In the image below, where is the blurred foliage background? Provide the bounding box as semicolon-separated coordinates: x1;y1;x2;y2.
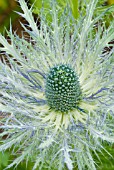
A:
0;0;114;33
0;0;114;170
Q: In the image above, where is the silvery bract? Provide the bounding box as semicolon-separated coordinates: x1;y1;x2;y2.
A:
0;0;114;170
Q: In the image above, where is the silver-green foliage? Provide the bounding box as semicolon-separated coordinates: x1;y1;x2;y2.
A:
0;0;114;170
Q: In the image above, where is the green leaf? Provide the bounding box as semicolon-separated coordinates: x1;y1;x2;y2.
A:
0;152;10;167
93;144;114;170
69;0;79;19
29;0;78;22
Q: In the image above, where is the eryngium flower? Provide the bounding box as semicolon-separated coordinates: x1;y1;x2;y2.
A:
0;0;114;169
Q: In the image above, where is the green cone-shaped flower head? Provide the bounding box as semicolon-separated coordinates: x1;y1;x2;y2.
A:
45;64;82;112
0;0;114;170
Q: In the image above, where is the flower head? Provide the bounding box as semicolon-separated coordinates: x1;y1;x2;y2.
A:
45;64;82;112
0;0;114;170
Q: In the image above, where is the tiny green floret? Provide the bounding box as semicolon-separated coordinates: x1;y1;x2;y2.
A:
45;64;82;112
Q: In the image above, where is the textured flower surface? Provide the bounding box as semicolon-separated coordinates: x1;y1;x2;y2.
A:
0;0;114;170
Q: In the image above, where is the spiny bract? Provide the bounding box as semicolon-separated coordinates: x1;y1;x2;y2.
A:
0;0;114;170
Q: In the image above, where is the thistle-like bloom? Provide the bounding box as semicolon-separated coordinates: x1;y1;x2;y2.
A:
0;0;114;170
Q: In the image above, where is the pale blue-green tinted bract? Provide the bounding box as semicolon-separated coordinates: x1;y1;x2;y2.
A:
0;0;114;170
